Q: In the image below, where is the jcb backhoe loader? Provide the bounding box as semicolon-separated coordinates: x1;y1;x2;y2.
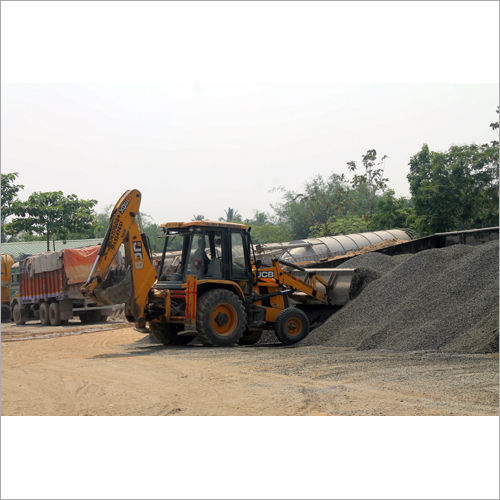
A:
81;190;357;346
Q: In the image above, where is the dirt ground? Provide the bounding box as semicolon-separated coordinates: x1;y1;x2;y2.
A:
1;321;498;416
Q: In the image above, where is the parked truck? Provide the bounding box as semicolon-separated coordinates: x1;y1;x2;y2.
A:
10;246;117;326
1;253;15;322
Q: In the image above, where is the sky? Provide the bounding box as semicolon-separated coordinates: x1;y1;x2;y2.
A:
1;1;498;224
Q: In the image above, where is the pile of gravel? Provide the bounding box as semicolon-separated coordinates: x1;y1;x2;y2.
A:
303;241;499;353
337;251;409;299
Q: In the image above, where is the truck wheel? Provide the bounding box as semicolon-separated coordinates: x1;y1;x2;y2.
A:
49;302;61;326
274;308;310;345
1;304;11;322
12;303;25;325
79;312;89;324
150;322;195;346
79;311;101;324
39;303;50;326
196;289;246;346
86;310;101;323
238;329;263;345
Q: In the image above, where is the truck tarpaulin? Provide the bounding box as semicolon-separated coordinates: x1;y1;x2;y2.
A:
62;246;100;285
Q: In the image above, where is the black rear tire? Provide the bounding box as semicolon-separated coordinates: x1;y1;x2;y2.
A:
12;303;25;325
80;310;104;324
49;302;61;326
274;308;310;345
150;321;195;346
39;303;50;326
196;289;246;346
238;329;263;345
79;312;89;324
1;304;11;322
86;310;101;323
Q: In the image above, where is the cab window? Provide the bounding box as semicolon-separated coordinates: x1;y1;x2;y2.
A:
231;231;249;279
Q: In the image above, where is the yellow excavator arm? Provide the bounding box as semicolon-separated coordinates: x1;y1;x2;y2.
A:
81;189;158;328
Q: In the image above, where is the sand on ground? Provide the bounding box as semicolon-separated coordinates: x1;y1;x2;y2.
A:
2;321;498;416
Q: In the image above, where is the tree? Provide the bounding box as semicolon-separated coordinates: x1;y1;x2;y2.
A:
90;205;114;238
273;174;349;239
490;106;499;137
142;221;163;253
7;191;97;250
249;223;292;244
192;214;206;221
1;172;24;241
347;149;389;221
245;210;269;226
309;215;370;236
407;137;498;234
220;207;242;222
369;190;415;231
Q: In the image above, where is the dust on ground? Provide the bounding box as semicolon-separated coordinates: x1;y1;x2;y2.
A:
2;324;497;416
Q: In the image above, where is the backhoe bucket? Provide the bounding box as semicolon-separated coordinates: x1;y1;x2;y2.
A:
288;267;358;306
93;267;133;305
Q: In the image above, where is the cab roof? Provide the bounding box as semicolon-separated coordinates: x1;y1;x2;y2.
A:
160;221;248;231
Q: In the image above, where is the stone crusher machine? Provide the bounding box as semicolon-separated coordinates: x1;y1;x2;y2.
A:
81;189;359;346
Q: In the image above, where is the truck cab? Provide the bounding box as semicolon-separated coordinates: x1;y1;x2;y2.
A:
1;253;15;322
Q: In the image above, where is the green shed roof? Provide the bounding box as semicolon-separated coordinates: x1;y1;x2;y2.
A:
1;238;103;261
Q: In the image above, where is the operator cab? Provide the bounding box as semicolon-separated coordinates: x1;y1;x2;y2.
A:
157;221;253;292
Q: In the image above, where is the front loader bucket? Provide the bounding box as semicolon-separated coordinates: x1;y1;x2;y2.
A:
288;267;358;306
93;267;133;305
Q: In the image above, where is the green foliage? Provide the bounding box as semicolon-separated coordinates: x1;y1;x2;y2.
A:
310;215;370;237
142;222;164;253
88;205;114;238
220;207;242;222
245;210;269;226
13;233;47;242
6;191;97;251
1;172;24;242
135;212;163;253
370;190;415;230
192;214;206;221
249;223;292;244
309;190;416;237
490;106;499;136
273;174;349;239
347;149;388;220
407;140;498;234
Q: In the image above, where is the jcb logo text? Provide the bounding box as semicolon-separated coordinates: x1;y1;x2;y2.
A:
133;241;143;269
258;271;274;278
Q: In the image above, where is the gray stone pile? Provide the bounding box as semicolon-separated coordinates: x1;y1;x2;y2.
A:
303;240;499;353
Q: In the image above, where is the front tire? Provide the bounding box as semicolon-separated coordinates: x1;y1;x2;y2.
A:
274;308;310;345
196;289;246;346
39;303;50;326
